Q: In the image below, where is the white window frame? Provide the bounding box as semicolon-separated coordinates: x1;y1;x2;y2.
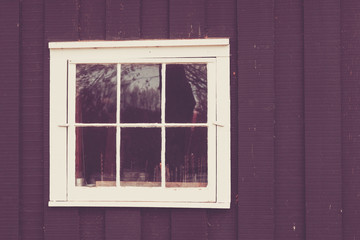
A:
49;38;230;208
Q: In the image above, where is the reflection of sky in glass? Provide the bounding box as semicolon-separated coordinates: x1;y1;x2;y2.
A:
121;64;161;112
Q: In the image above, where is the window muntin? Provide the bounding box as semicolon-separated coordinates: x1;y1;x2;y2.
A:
49;39;230;208
69;61;215;197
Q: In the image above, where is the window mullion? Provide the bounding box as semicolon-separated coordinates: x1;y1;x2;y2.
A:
161;63;166;188
116;63;121;187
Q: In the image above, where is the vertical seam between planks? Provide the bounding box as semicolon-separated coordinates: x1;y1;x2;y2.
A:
41;0;46;238
167;0;170;39
272;0;276;239
302;0;307;238
18;0;23;239
301;0;306;238
139;0;143;38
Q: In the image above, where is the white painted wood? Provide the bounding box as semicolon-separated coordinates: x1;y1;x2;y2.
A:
52;47;228;61
68;58;216;64
49;38;231;208
49;200;230;209
49;38;229;49
68;123;208;127
49;51;68;201
116;64;121;187
215;55;231;204
67;63;77;199
206;62;217;200
161;64;166;188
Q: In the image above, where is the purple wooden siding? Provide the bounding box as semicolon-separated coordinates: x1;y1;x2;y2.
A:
0;1;20;239
2;0;360;239
342;1;360;239
304;1;342;239
274;0;305;239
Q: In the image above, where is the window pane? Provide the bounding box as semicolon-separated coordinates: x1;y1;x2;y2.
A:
120;128;161;187
165;127;207;187
76;64;117;123
120;64;161;123
165;64;207;123
75;127;116;187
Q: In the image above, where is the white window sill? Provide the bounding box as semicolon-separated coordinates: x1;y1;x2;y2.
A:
48;201;230;209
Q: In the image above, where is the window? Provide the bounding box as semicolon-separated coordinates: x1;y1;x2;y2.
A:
49;39;230;208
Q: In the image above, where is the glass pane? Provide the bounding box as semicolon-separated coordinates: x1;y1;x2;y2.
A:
120;128;161;187
121;64;161;123
165;127;207;187
165;64;207;123
75;127;116;187
76;64;117;123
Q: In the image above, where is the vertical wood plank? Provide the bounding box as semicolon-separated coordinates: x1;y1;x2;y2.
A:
237;0;275;239
0;1;20;239
141;0;168;39
206;0;238;239
140;2;171;240
20;1;45;239
171;209;207;240
79;0;106;40
168;1;208;239
274;0;305;240
105;1;142;239
141;209;170;240
169;0;206;39
341;1;360;240
106;0;141;40
80;209;105;240
105;208;141;240
304;1;342;240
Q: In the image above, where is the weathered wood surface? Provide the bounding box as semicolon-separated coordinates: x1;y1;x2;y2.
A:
3;0;360;239
0;1;20;239
304;1;342;239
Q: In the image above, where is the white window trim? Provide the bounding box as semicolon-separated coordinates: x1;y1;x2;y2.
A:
49;38;230;208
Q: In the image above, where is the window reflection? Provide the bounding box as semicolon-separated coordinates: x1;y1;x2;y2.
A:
165;64;207;123
75;127;116;187
120;64;161;123
76;64;117;123
166;127;207;187
120;128;161;187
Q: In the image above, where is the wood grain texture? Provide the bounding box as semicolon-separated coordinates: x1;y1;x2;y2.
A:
169;0;206;39
44;1;80;239
106;0;141;40
141;0;168;39
341;1;360;239
80;209;105;240
105;208;141;240
141;208;170;240
274;0;305;239
171;209;207;240
0;1;20;239
79;0;106;40
20;1;45;239
237;0;275;239
207;0;238;239
304;1;342;239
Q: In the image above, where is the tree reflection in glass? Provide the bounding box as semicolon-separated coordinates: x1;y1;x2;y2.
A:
120;64;161;123
165;64;207;123
76;64;117;123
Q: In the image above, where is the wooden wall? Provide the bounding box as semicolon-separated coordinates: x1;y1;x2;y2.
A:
1;0;360;239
